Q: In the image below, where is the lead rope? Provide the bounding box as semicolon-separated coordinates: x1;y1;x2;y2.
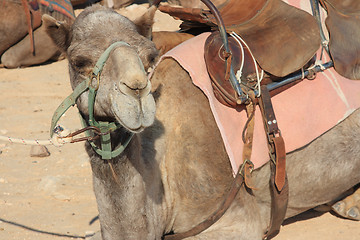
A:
0;125;73;146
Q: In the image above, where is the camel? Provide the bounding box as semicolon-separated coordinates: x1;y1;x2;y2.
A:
43;4;360;240
0;0;74;68
0;0;188;68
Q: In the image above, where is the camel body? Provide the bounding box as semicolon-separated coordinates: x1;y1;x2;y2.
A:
44;5;360;240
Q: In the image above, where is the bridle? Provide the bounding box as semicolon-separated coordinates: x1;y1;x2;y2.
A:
50;41;136;160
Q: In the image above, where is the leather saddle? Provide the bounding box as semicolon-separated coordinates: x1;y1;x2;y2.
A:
159;0;321;106
159;0;321;78
320;0;360;80
204;31;264;107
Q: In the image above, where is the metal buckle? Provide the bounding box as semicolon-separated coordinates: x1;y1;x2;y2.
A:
239;158;254;176
89;72;100;90
266;130;282;164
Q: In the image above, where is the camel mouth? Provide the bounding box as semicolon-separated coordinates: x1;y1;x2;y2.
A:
109;84;156;133
114;116;146;133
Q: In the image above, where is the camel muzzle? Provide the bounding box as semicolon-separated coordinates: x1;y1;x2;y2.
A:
49;41;149;160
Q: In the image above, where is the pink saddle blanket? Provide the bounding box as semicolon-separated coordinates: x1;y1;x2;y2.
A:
155;2;360;175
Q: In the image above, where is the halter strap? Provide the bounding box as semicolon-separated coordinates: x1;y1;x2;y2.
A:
50;41;134;159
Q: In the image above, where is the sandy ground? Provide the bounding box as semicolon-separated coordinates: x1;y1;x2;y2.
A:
0;3;359;240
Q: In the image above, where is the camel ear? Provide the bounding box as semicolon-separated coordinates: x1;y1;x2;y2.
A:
42;14;72;53
133;5;156;39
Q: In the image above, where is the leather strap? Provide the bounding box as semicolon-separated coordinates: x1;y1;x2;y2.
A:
264;162;289;240
259;85;279;134
273;136;286;191
21;0;42;55
259;85;288;239
21;0;35;54
242;92;256;189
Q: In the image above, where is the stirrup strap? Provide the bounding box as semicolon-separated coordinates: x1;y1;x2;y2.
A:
259;85;288;239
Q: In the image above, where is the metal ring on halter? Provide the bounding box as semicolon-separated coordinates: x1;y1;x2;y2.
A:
89;72;101;91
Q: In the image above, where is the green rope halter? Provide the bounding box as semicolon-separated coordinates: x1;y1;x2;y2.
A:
50;41;135;159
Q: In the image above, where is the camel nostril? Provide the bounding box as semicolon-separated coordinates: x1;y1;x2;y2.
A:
116;81;151;99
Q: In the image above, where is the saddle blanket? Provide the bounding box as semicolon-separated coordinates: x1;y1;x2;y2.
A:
158;32;360;174
38;0;75;20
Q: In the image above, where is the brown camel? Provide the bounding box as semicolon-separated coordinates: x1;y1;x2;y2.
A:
43;5;360;240
0;0;74;68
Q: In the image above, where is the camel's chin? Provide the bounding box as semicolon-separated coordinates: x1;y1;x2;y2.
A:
110;91;156;133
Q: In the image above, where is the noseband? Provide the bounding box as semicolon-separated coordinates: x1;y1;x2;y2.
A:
50;41;137;159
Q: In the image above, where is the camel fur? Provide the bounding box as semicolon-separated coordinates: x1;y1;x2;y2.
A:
44;5;360;240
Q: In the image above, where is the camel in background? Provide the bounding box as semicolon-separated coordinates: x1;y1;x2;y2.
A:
0;0;74;68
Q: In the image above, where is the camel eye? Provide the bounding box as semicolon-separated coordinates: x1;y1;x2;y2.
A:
72;56;92;70
148;52;158;67
143;51;159;71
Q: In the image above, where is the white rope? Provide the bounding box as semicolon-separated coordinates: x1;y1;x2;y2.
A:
230;34;245;84
0;125;73;147
301;67;305;79
230;32;264;97
322;40;329;48
307;59;327;72
315;59;326;71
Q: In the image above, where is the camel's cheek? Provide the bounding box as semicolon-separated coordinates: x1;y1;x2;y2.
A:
110;90;155;132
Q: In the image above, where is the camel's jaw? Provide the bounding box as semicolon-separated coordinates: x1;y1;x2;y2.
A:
109;84;156;133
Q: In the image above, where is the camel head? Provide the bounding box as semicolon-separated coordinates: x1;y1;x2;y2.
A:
43;5;158;133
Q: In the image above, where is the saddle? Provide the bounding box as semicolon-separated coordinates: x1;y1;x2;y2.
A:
159;0;321;78
204;31;265;107
320;0;360;80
